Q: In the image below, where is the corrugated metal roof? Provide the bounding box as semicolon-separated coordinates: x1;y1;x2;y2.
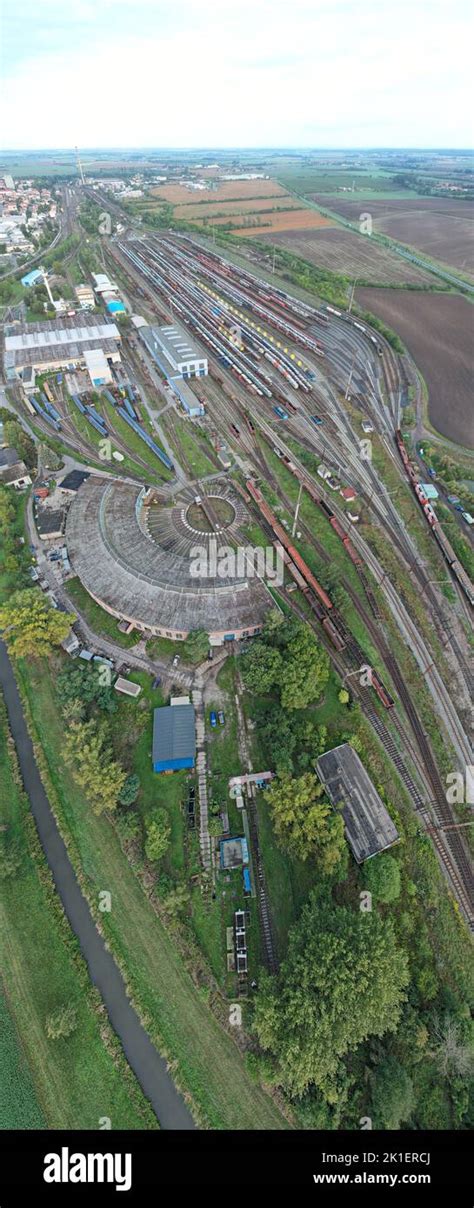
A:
152;704;196;767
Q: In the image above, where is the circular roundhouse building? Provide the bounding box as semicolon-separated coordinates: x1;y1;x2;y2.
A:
66;476;272;644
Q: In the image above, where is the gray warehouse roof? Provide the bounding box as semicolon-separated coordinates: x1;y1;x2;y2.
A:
315;743;399;863
3;314;121;372
152;704;196;767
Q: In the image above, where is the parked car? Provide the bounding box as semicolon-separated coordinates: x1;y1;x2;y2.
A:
447;495;460;504
210;711;217;728
172;654;180;667
218;710;225;726
152;676;162;689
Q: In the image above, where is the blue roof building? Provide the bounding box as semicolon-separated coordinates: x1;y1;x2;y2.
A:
21;268;44;288
152;704;196;773
106;299;126;316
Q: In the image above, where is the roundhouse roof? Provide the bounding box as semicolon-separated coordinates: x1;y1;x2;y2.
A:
65;476;270;636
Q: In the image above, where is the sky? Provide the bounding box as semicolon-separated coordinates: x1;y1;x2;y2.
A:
1;0;473;150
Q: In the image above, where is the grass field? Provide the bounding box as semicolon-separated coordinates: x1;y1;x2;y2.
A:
0;992;44;1128
0;703;156;1129
16;660;288;1129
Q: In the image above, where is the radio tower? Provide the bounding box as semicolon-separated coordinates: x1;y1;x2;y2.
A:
75;145;85;185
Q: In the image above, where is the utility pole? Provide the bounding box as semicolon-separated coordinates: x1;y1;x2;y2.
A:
272;246;276;274
348;278;357;313
345;355;356;400
292;481;303;538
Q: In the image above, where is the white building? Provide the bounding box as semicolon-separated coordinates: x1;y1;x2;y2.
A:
149;322;208;379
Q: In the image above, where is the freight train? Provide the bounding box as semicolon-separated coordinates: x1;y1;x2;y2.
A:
246;476;395;706
395;430;474;608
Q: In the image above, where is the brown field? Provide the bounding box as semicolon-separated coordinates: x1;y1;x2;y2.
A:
151;179;288;205
356;288;474;448
260;227;435;284
173;196;304;220
311;196;474;276
231;211;333;235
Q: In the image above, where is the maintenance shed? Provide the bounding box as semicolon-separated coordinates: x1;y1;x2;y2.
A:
152;703;196;773
315;743;399;863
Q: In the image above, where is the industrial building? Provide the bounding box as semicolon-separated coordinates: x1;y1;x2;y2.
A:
75;283;95;309
0;447;31;489
92;272;118;296
21;268;44;288
152;704;196;773
65;476;269;643
83;348;113;386
138;320;208;379
3;314;121;381
315;743;399;863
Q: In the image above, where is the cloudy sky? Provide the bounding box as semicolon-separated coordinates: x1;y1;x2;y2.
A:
1;0;473;149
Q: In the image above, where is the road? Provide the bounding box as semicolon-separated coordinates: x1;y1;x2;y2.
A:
0;638;195;1130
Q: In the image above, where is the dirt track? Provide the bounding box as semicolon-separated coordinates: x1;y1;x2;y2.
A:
356;288;474;448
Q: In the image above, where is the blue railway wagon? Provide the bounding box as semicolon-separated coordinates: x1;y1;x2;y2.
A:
103;389;117;407
71;392;87;414
42;398;62;423
85;410;108;436
117;407;173;470
122;396;137;421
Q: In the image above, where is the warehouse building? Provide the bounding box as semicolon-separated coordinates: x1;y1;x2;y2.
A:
152;703;196;773
83;348;113;386
0;447;31;489
315;743;399;863
91;272;118;296
21;268;44;288
139;320;207;379
3;314;122;380
75;283;95;309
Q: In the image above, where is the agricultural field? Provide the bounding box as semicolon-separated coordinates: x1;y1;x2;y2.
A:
145;177;332;236
317;197;474;276
151;179;288;205
356;288;474;448
173;196;304;220
259;227;435;285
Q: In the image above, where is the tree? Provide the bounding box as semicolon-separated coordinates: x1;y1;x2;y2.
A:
266;772;346;872
241;642;283;694
45;1002;78;1040
144;809;171;862
184;629;209;663
262;608;284;640
118;774;140;807
338;688;350;705
280;624;330;710
162;882;190;918
253;895;409;1096
208;815;223;837
259;703;296;773
0;590;74;659
431;1015;474;1081
64;721;125;813
363;852;401;904
371;1055;415;1128
57;663;117;715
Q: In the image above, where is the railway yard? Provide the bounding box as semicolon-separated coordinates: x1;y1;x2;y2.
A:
0;190;474;1140
7;219;473;934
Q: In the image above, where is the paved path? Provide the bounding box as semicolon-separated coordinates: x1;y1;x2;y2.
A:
0;640;195;1130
